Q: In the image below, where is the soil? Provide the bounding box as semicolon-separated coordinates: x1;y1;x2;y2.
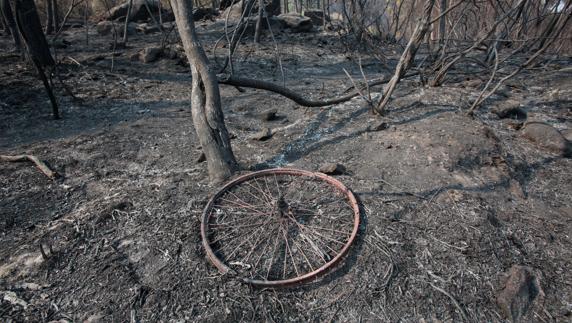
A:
1;19;571;322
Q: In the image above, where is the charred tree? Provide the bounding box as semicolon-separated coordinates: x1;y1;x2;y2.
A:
374;0;435;115
171;0;238;183
122;0;134;44
45;0;61;35
1;0;22;52
14;0;60;119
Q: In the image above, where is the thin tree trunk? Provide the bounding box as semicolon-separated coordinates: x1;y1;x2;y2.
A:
1;0;22;52
46;0;54;34
254;0;263;43
438;0;446;49
171;0;238;183
375;0;435;115
53;0;60;32
158;0;163;25
84;0;88;46
14;0;60;119
123;0;133;44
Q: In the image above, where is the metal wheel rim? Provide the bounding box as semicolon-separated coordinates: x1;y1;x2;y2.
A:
201;168;360;287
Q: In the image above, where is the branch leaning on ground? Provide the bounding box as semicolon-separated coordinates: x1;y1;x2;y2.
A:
218;74;420;107
0;155;58;179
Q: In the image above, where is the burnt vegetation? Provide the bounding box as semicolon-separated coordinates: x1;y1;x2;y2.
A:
1;0;571;322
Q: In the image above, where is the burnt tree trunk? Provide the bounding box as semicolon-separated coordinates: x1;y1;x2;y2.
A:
438;0;446;49
15;0;60;119
170;0;238;183
45;0;54;34
122;0;133;44
53;0;60;32
1;0;22;51
254;0;264;43
375;0;435;115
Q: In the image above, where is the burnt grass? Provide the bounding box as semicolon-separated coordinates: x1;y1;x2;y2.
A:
1;20;571;322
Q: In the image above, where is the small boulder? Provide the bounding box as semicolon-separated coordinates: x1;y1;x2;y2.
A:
195;152;206;163
259;108;278;121
318;163;346;175
367;121;388;132
496;265;544;322
193;7;218;21
96;21;115;36
303;9;326;25
139;47;162;63
251;128;273;141
560;129;572;142
521;121;571;157
222;0;243;20
276;14;313;32
492;100;527;120
136;23;161;34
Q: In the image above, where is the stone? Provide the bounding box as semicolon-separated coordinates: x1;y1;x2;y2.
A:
222;0;244;20
521;121;571;157
496;265;544;322
2;291;28;308
318;163;346;175
193;7;218;21
96;21;114;36
251;128;273;141
303;9;326;25
139;47;162;63
259;108;278;121
367;121;388;132
136;23;161;34
163;48;179;60
105;0;168;22
196;152;206;164
560;129;572;142
276;14;313;32
492;100;527;120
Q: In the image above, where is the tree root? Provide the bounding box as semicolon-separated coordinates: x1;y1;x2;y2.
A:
0;154;58;179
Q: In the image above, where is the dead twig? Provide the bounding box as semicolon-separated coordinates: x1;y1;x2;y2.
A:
429;282;470;322
1;154;58;179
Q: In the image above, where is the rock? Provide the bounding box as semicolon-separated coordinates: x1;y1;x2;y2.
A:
222;0;243;20
193;7;218;21
136;23;161;34
492;100;527;120
96;21;136;36
496;265;544;322
129;52;140;61
259;108;278;121
368;121;388;132
462;79;482;88
96;21;114;36
276;14;313;32
251;128;273;141
2;291;28;308
318;163;346;175
303;9;326;25
521;121;571;157
104;0;170;22
139;47;162;63
561;129;572;141
163;48;179;60
196;152;206;163
51;38;71;49
84;313;105;323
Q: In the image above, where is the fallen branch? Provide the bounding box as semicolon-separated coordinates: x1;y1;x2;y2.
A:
1;155;58;179
218;75;390;107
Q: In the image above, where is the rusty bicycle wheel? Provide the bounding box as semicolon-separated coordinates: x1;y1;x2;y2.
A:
201;168;360;287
